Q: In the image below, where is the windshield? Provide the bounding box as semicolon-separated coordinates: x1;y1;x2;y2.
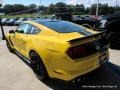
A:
17;19;23;22
2;19;7;21
9;19;14;21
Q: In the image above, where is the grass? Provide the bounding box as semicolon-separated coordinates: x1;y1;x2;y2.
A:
1;13;52;19
1;13;89;19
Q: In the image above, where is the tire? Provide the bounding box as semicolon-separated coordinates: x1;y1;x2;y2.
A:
6;40;14;53
30;52;48;81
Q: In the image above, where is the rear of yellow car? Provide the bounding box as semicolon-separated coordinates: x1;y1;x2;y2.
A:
28;20;109;82
41;29;109;81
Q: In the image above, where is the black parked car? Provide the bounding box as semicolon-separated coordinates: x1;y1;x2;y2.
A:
100;13;120;49
51;13;100;29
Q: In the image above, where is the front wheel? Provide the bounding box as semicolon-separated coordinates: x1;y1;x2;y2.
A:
30;52;48;81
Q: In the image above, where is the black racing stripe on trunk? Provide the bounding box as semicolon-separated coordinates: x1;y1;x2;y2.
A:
68;32;102;43
78;30;93;36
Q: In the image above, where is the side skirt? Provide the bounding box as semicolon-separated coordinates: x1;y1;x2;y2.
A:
13;50;31;67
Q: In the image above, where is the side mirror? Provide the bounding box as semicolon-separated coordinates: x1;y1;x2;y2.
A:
9;30;15;34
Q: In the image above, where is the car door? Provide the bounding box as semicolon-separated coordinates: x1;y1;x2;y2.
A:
20;24;40;57
9;24;26;51
14;24;29;52
19;24;32;56
15;24;31;56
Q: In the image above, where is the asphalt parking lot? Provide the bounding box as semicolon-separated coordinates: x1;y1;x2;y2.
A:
0;26;120;90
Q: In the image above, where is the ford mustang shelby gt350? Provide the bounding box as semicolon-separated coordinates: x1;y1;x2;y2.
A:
5;19;109;81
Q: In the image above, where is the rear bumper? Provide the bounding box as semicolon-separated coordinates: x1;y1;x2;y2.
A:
47;51;109;81
53;59;108;83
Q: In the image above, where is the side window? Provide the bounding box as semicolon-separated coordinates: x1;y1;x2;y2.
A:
16;24;29;34
16;24;25;33
31;26;40;34
26;25;40;34
26;25;32;34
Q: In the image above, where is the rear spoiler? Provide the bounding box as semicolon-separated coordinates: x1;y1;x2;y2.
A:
67;31;107;43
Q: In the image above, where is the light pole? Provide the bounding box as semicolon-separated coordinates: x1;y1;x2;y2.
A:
0;17;5;40
39;0;44;18
0;0;5;40
116;0;117;7
116;0;118;11
96;0;99;16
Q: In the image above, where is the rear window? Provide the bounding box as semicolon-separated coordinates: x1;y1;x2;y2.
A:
40;21;87;33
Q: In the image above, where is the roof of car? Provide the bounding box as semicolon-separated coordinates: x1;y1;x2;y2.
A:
31;19;94;36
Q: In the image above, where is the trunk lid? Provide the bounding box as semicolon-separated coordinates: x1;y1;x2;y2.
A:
59;29;104;43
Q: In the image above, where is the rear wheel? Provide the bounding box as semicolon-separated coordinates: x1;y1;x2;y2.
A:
30;52;48;81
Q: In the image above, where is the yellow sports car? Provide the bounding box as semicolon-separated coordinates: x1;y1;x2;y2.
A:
5;19;109;82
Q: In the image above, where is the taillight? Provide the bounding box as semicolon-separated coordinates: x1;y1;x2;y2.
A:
67;41;98;59
67;45;88;59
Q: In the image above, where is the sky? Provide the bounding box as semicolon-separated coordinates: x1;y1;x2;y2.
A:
1;0;120;7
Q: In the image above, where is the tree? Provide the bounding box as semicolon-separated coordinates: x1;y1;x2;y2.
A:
75;4;85;15
13;4;25;13
114;5;120;13
80;4;85;14
0;8;4;13
48;3;55;14
108;6;115;14
85;7;90;14
29;4;37;9
2;2;119;15
3;4;13;14
90;3;117;15
55;2;67;13
24;6;29;10
0;4;2;7
90;3;103;15
38;6;47;16
28;4;37;13
90;4;97;15
99;4;109;15
67;5;75;13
